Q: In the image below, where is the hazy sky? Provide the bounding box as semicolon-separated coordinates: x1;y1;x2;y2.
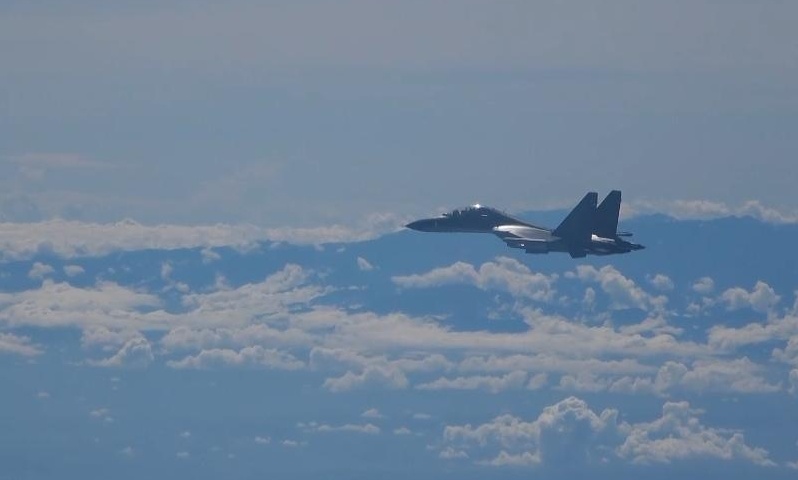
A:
2;1;796;225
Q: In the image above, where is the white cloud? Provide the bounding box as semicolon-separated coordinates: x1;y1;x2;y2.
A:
200;247;221;264
0;280;163;330
417;371;527;393
653;359;780;394
311;347;451;392
301;421;380;435
627;199;798;224
63;265;85;277
442;396;774;467
721;281;781;313
0;332;42;356
394;427;412;435
27;262;54;280
166;346;304;370
81;327;145;351
392;257;557;302
648;274;674;291
618;401;774;466
90;408;114;423
574;265;666;312
254;436;271;445
281;439;306;448
87;337;154;368
356;256;374;271
361;408;384;419
443;396;618;466
692;277;715;295
439;447;469;460
0;216;406;261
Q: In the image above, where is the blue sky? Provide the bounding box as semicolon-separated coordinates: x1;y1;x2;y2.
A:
1;1;797;224
2;1;798;478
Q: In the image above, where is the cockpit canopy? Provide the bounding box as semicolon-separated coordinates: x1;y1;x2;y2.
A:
442;204;490;217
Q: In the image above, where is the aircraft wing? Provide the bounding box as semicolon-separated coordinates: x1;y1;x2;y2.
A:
493;225;551;253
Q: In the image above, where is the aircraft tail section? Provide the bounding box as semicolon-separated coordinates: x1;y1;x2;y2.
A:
553;192;597;244
594;190;621;238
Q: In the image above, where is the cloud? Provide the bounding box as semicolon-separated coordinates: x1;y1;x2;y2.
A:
627;199;798;224
443;396;618;467
648;274;674;291
0;332;43;356
361;408;384;419
708;315;798;352
87;337;154;368
0;279;163;330
63;265;85;277
254;436;271;445
417;371;528;393
653;359;780;394
356;257;374;271
0;216;406;261
394;427;412;435
300;421;380;435
692;277;715;295
441;396;774;468
721;281;781;313
166;346;304;370
618;401;774;466
392;257;557;302
573;265;666;312
27;262;54;280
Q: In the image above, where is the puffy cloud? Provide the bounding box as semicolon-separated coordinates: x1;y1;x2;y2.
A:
648;274;674;291
417;371;528;393
87;337;154;368
773;337;798;366
708;315;798;351
254;436;271;445
361;408;384;419
81;327;146;351
160;325;313;352
443;397;619;466
63;265;85;277
574;265;666;312
439;447;469;460
653;359;780;394
0;280;163;330
392;257;557;302
441;396;774;468
166;346;304;370
311;347;452;392
0;332;43;356
692;277;715;295
27;262;54;279
356;257;374;271
721;281;780;313
618;401;774;466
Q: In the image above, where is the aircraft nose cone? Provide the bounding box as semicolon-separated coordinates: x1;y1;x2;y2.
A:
406;219;436;231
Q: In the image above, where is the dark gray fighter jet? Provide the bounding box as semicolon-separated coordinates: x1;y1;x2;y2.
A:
406;191;644;258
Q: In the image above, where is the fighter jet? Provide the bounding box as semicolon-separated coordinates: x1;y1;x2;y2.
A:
405;191;644;258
